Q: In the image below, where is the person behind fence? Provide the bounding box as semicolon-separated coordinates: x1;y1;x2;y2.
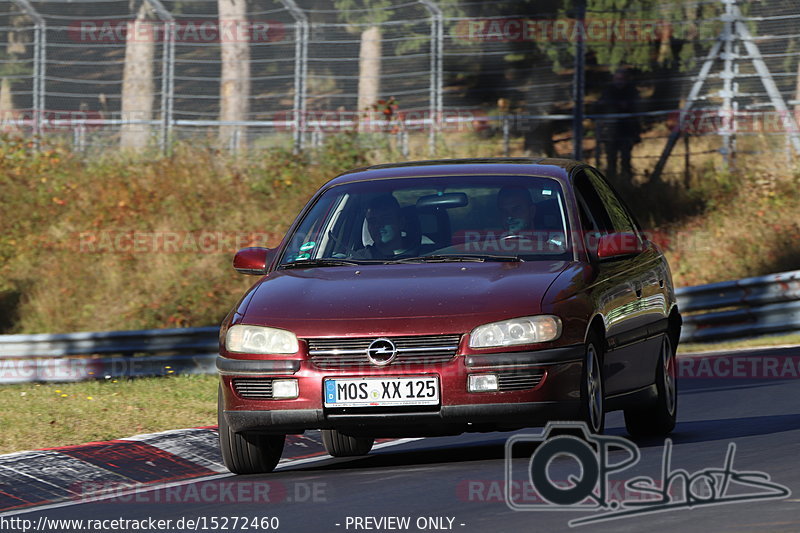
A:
598;68;641;180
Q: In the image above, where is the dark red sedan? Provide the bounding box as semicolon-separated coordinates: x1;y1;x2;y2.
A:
217;158;681;474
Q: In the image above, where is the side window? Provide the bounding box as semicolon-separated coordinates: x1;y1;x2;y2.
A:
573;170;613;235
585;169;639;236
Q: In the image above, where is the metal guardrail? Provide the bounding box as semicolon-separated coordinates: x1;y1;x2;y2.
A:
0;271;798;383
0;327;219;383
677;270;800;343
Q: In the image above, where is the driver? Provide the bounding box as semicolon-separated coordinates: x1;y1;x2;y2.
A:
497;186;536;235
354;195;417;259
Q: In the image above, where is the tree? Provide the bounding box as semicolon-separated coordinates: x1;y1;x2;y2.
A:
542;0;722;72
1;7;33;130
120;1;156;150
332;0;392;127
218;0;250;148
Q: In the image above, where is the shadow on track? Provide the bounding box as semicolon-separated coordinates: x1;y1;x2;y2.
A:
285;410;800;473
617;413;800;448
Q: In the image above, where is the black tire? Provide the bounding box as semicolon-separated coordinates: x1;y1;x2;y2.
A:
624;334;678;438
218;386;285;474
580;332;605;434
321;429;374;457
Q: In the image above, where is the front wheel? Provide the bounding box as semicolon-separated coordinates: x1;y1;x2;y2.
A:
321;429;374;457
580;334;605;434
624;334;677;438
218;386;285;474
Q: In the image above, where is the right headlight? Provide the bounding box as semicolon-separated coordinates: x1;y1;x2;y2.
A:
225;324;299;355
469;315;562;349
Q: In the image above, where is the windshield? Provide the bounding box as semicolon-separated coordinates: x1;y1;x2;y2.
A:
279;175;571;267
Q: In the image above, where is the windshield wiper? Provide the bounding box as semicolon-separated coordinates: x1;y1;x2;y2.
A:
389;254;522;264
280;258;369;269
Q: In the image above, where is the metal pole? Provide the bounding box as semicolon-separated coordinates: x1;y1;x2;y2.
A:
301;19;308;149
651;39;723;181
38;19;45;142
32;24;41;141
502;115;510;156
572;0;586;161
144;0;174;154
426;7;436;154
167;20;175;149
11;0;45;145
159;21;169;153
419;0;442;156
436;6;443;154
720;0;735;167
281;0;309;153
732;2;800;154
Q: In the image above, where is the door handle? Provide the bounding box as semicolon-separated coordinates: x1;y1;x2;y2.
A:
635;283;643;298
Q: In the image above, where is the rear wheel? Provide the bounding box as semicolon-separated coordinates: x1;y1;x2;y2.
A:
218;386;285;474
580;334;605;434
624;334;677;438
321;429;374;457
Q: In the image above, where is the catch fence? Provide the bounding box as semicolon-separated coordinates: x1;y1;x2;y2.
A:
0;0;799;179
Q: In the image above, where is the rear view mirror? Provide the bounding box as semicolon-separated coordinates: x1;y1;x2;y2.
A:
233;247;276;275
416;192;468;209
597;232;644;260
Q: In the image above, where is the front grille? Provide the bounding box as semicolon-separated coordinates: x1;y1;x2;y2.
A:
233;378;273;399
307;334;461;369
497;369;546;391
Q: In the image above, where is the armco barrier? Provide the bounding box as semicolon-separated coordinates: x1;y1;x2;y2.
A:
676;270;800;343
0;327;219;384
1;271;799;383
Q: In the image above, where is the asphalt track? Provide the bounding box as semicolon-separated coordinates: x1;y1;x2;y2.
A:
13;346;800;533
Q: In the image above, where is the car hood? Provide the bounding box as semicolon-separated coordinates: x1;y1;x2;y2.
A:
239;261;570;337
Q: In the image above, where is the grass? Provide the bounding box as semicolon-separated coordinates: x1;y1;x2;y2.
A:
0;374;218;454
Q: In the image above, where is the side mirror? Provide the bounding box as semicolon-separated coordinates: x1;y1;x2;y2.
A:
597;232;644;260
233;247;276;275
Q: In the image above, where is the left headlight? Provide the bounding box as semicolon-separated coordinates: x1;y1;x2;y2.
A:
469;316;562;349
225;324;299;354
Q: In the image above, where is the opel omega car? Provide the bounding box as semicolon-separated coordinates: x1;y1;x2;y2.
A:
216;158;681;474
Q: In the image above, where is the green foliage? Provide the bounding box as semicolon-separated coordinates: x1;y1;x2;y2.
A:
543;0;723;72
333;0;395;26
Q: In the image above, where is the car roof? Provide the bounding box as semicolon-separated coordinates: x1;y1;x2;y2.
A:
325;157;583;187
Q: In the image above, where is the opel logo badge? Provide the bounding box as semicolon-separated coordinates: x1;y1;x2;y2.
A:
367;338;397;366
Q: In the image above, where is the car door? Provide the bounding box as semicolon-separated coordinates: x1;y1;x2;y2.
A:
583;167;666;394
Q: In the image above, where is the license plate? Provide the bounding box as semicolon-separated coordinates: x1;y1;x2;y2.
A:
324;376;440;408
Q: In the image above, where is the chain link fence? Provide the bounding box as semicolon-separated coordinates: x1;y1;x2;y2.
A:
0;0;799;179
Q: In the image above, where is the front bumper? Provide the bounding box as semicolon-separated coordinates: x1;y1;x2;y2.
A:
218;344;585;437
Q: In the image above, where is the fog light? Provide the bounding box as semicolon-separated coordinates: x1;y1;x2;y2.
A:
468;374;498;393
272;379;299;399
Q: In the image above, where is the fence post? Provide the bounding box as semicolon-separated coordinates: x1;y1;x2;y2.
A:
11;0;44;146
719;0;735;168
281;0;309;153
144;0;174;155
572;0;585;161
502;115;510;156
419;0;442;156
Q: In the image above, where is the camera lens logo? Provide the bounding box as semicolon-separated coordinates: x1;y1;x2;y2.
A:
503;421;791;527
366;338;397;366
